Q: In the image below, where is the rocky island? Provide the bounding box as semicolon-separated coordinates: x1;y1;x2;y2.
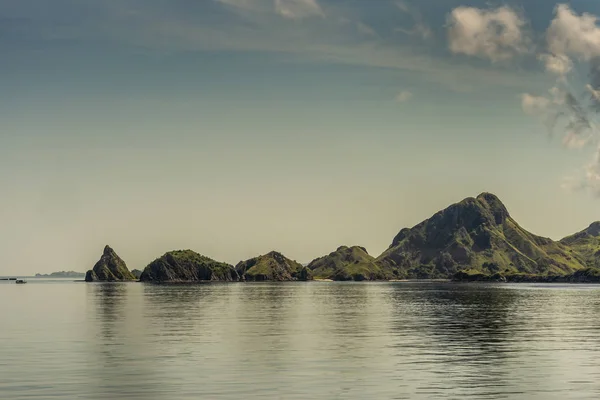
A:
139;250;239;282
85;245;136;282
308;245;391;281
376;193;598;281
84;192;600;284
236;251;311;281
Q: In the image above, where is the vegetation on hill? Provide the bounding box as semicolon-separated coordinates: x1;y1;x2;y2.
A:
377;193;589;279
236;251;311;281
560;222;600;268
308;246;392;281
139;250;239;282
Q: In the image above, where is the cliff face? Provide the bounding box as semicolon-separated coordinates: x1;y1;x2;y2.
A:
377;193;587;279
85;246;136;282
139;250;239;283
236;251;311;281
308;246;391;281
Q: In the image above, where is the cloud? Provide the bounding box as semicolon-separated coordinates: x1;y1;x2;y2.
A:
447;6;529;62
586;148;600;196
274;0;323;19
563;147;600;196
395;91;413;103
395;1;433;40
546;4;600;61
538;53;573;76
563;131;593;149
521;93;550;115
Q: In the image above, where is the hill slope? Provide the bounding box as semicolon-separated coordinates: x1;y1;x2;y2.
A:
308;246;392;281
140;250;239;282
376;193;588;279
560;222;600;268
236;251;311;281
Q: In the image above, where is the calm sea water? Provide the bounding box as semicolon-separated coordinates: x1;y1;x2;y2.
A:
2;280;600;399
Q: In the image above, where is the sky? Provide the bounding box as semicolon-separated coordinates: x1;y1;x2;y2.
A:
2;0;600;275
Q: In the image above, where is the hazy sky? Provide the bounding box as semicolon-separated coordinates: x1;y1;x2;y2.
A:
2;0;600;275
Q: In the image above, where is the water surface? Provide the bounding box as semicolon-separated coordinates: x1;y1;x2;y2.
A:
2;280;600;399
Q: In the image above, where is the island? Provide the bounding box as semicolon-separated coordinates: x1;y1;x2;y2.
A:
236;251;311;281
83;192;600;284
139;250;239;282
85;245;136;282
308;245;392;281
35;271;85;278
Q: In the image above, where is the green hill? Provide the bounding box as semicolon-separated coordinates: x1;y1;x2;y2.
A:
140;250;239;282
308;246;392;281
376;193;588;279
560;222;600;268
236;251;311;281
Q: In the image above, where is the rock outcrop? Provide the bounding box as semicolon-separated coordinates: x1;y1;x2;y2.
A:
85;246;136;282
236;251;311;281
139;250;239;282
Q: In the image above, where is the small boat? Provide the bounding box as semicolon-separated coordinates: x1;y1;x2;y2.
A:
15;279;27;284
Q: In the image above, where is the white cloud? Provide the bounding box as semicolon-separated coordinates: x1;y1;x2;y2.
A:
447;6;529;62
395;91;413;103
547;4;600;61
274;0;323;19
521;93;550;115
538;53;573;76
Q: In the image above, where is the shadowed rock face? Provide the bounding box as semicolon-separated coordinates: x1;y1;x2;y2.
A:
236;251;311;281
85;246;136;282
131;269;143;280
377;193;588;279
308;246;391;281
139;250;239;283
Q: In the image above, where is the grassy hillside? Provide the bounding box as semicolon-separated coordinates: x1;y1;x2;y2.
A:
560;222;600;268
236;251;311;281
308;246;393;281
376;193;588;279
140;250;238;282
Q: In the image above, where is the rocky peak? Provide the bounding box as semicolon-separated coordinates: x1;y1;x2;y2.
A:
85;245;135;282
103;245;116;257
587;222;600;236
477;192;510;224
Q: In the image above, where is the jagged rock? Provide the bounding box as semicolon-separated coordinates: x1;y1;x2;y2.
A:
85;246;135;282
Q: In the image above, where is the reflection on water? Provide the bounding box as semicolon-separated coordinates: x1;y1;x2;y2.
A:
3;281;600;399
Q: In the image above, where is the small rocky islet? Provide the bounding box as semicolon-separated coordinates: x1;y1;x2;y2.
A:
84;192;600;283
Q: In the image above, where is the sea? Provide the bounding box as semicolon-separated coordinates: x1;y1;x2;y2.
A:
2;279;600;399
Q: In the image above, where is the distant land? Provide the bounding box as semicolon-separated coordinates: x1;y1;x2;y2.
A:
81;192;600;284
35;271;85;278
